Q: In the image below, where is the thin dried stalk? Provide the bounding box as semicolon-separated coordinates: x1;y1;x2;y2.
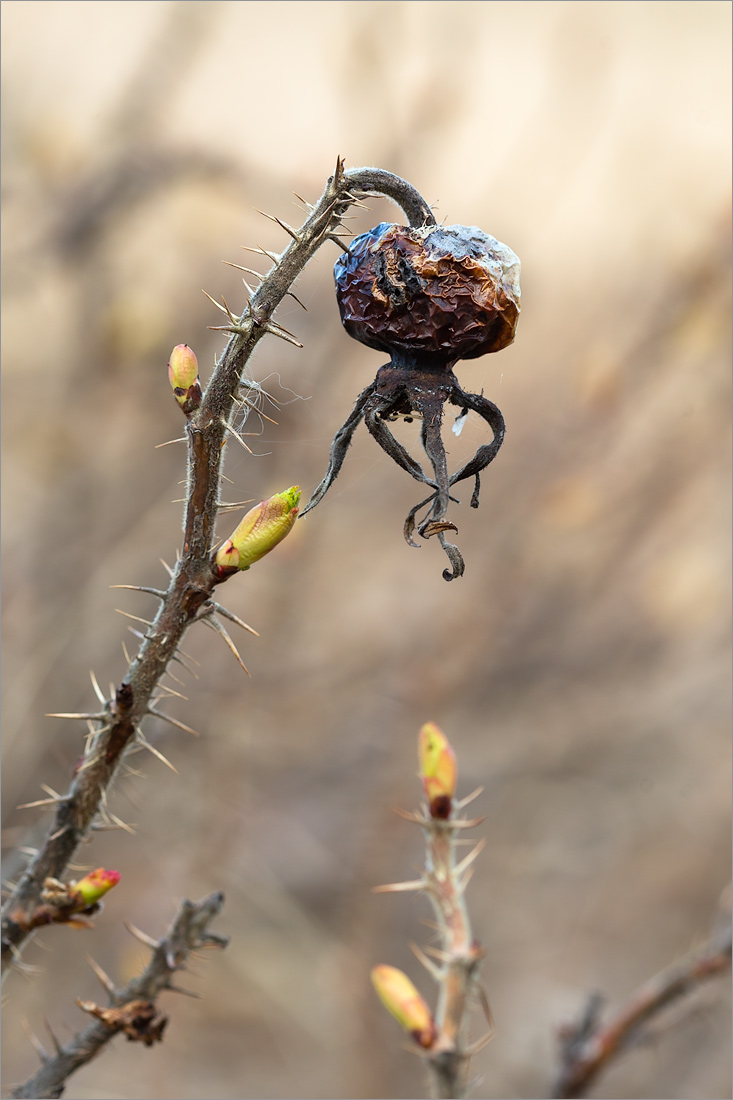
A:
553;923;732;1099
1;162;434;973
12;892;227;1099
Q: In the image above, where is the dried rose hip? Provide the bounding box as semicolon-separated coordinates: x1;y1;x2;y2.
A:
301;217;521;581
334;222;520;365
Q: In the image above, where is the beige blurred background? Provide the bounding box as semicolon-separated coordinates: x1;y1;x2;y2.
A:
1;2;730;1098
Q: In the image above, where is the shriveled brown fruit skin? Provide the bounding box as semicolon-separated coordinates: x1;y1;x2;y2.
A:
334;222;521;365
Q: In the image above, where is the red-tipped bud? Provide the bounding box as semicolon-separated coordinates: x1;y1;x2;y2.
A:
371;965;436;1048
168;344;201;412
419;721;457;818
70;868;120;909
213;487;301;577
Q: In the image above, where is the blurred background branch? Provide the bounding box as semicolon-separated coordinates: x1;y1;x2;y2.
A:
12;892;228;1099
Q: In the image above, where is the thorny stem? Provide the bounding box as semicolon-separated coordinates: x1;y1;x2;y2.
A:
376;788;488;1099
422;818;484;1099
553;923;733;1099
1;161;435;973
12;892;227;1099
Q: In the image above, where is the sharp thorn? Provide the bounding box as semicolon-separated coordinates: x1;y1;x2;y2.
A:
165;983;201;999
409;941;443;982
286;290;308;311
45;712;103;720
453;838;487;878
222;260;263;281
110;584;167;600
208;601;259;637
451;815;486;829
135;730;179;773
89;669;107;705
156;684;189;701
147;707;199;737
107;812;136;835
477;984;495;1032
266;318;299;340
155;437;187;448
216;498;256;510
455;786;484;809
241;244;280;263
86;955;118;997
254;209;300;241
456;866;476;894
422;944;452;963
238;395;278;424
391;805;428;825
123;920;160;950
170;651;200;679
264;324;303;349
202;289;231;316
160;559;175;578
17;797;62;810
115;608;154;627
20;1018;48;1063
465;1030;495;1056
372;879;424;894
201;616;250;676
224;422;254;454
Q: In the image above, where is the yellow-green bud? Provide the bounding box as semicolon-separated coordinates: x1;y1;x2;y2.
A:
418;721;457;818
70;868;120;909
371;965;436;1048
168;344;201;412
214;487;301;577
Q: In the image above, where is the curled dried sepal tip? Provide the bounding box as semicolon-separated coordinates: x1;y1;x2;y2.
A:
71;868;121;910
419;721;456;819
168;344;202;414
371;965;436;1049
213;487;301;579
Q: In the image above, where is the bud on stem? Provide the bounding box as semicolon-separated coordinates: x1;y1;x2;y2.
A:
419;721;457;818
371;965;436;1048
168;344;202;414
70;868;121;910
213;487;301;579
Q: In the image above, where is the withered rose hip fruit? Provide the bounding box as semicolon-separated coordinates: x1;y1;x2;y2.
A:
334;222;520;365
301;210;521;581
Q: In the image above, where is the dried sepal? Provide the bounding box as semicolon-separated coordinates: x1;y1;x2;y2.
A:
77;999;168;1045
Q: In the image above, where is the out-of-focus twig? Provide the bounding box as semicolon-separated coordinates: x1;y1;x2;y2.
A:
372;724;492;1099
11;891;228;1100
553;922;732;1099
